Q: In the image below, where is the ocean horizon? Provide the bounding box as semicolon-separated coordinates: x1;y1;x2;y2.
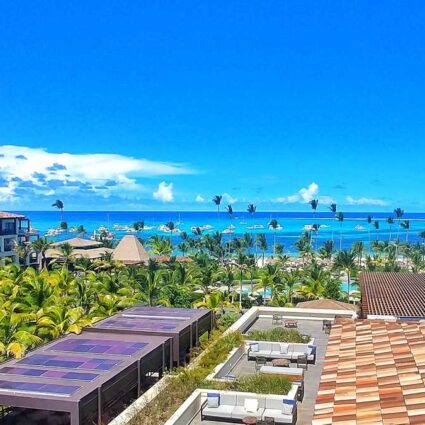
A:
19;210;425;255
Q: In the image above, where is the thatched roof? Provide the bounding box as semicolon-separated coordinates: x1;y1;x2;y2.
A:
296;299;358;312
52;238;103;249
46;247;113;260
113;235;150;265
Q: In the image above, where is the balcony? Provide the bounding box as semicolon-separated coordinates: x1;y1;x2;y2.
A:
0;229;17;236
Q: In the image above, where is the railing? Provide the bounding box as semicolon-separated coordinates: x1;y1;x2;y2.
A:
0;229;17;236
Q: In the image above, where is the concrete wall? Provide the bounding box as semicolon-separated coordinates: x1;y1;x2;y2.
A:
163;389;203;425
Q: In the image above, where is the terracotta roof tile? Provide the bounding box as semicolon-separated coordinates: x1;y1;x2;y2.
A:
313;319;425;425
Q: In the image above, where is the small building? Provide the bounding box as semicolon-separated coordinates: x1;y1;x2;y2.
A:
0;211;37;265
45;238;113;262
87;306;214;366
112;235;150;265
360;272;425;319
0;330;172;425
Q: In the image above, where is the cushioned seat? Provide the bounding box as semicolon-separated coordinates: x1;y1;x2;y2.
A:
203;404;235;418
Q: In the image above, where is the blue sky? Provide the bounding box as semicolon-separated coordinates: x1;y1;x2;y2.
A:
1;1;425;211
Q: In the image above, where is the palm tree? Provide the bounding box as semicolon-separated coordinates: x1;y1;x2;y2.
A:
212;195;223;218
133;221;145;231
226;204;233;219
367;215;373;254
374;220;380;241
52;199;65;225
193;292;234;315
77;225;86;237
255;234;267;265
30;237;53;270
268;219;279;254
165;221;175;249
394;208;404;240
400;220;410;242
333;250;356;302
319;240;334;260
329;203;337;242
247;204;256;218
58;243;74;270
352;241;364;268
336;212;344;251
386;217;394;241
310;199;319;218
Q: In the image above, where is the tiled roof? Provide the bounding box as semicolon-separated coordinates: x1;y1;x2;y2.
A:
360;272;425;318
0;211;25;219
313;319;425;425
296;299;358;312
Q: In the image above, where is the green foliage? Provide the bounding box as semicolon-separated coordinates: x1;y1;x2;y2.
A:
229;374;292;395
323;279;341;300
216;312;239;332
247;327;309;343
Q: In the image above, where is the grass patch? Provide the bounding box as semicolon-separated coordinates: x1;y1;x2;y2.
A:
129;331;243;425
229;374;292;395
247;327;310;343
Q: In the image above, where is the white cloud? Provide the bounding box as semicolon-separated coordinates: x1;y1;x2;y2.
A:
0;145;194;201
153;181;174;202
276;182;323;204
222;193;237;204
195;194;205;203
345;196;387;206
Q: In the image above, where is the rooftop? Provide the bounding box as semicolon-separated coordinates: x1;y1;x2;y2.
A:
360;272;425;318
296;299;358;312
313;319;425;425
52;238;103;249
0;211;25;219
113;235;150;265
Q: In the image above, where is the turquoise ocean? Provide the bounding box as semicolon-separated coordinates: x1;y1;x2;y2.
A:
18;211;425;256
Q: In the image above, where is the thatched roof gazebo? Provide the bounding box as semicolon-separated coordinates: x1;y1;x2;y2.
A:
113;235;150;265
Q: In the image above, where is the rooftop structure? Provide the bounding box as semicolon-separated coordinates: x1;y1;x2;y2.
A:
0;211;37;265
112;235;150;265
313;318;425;425
296;299;358;312
52;238;103;249
88;306;213;366
0;329;172;425
360;272;425;319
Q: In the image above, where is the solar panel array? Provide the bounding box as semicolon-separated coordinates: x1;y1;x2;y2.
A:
0;380;80;397
97;316;177;331
0;367;98;382
18;354;122;371
50;338;148;355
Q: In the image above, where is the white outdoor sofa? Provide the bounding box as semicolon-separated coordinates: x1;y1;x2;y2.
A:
201;388;298;424
259;365;305;379
247;341;316;364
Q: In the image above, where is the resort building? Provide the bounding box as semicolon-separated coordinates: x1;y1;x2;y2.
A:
360;272;425;319
45;237;113;262
0;211;37;265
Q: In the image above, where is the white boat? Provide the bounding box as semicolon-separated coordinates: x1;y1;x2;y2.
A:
222;228;234;234
269;224;283;230
46;228;60;237
143;225;155;230
355;225;365;231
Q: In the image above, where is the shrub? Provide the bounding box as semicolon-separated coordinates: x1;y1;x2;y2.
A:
247;327;310;343
229;374;292;395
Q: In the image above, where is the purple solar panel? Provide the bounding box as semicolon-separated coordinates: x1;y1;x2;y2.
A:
18;354;121;371
0;367;98;382
0;380;80;396
97;317;178;332
49;338;148;356
126;306;194;318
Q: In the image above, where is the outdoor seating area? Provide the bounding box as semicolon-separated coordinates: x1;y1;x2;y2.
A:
247;342;316;364
190;312;332;425
201;389;299;425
